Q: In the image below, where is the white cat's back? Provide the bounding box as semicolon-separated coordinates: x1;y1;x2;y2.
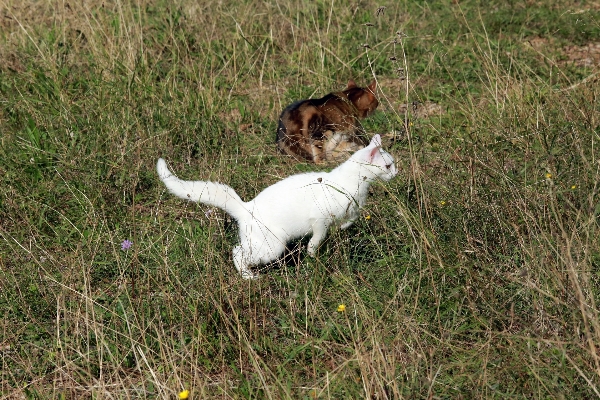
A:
246;171;356;238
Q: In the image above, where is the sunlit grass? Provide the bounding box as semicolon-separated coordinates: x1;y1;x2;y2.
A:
1;0;599;398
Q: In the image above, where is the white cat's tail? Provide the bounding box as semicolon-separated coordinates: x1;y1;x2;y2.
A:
157;158;248;221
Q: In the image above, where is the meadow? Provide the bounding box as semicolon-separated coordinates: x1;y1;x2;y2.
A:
0;0;599;398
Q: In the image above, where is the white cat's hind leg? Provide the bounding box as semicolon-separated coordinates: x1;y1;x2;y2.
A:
233;245;258;280
340;219;356;230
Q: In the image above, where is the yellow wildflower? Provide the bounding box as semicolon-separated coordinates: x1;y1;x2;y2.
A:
440;200;446;206
545;173;552;179
571;185;577;190
337;304;346;312
365;215;371;220
179;390;189;399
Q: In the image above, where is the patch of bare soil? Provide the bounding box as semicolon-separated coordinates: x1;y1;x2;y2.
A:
563;42;600;67
377;77;407;92
527;36;553;51
398;101;445;119
526;36;600;68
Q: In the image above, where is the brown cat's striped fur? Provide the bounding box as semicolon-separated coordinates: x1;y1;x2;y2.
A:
276;80;378;163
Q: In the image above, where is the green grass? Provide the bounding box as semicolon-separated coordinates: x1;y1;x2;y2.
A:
1;0;599;398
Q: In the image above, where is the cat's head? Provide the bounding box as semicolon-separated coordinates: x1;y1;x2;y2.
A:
344;79;378;118
352;134;397;182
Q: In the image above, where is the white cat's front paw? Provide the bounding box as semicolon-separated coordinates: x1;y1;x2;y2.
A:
307;246;316;257
240;269;259;280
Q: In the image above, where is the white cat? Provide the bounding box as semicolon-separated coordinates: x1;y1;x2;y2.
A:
157;134;397;279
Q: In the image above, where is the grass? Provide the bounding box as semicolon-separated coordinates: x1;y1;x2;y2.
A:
0;0;599;398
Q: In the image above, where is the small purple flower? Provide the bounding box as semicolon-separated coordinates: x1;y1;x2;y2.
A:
121;239;133;251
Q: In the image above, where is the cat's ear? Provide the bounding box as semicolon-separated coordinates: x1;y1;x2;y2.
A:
364;134;382;163
367;79;377;97
369;134;382;148
347;79;357;89
368;146;381;162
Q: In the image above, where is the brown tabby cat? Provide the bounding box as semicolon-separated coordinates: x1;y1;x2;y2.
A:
276;79;378;163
